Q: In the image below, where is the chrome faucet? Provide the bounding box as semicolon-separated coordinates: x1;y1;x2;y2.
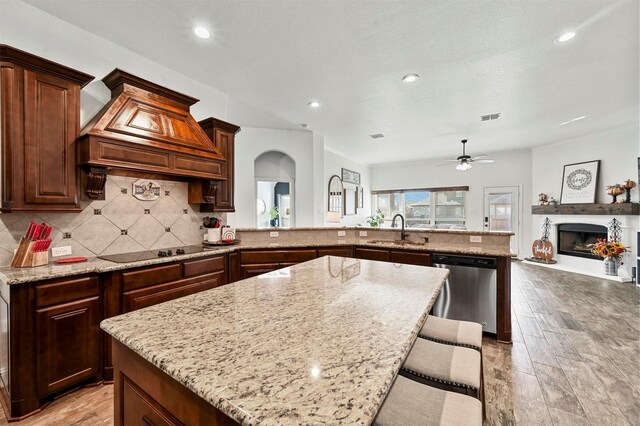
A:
392;214;409;241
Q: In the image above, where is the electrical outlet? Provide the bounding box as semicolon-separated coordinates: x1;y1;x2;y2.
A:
270;231;279;238
337;230;346;237
359;230;368;237
51;246;72;257
470;235;482;243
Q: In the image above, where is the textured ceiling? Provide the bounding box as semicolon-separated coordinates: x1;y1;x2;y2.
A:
24;0;640;164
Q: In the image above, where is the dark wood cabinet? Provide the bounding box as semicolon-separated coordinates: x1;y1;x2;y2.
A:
389;250;432;266
354;247;390;262
0;45;93;212
194;117;241;212
122;378;181;426
236;249;317;280
36;296;100;397
317;247;353;258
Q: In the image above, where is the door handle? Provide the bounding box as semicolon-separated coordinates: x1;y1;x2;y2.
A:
484;217;489;227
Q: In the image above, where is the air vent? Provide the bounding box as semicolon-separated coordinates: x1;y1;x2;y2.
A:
370;133;385;139
481;113;501;122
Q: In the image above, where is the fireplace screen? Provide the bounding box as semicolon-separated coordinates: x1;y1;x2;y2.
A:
557;223;607;260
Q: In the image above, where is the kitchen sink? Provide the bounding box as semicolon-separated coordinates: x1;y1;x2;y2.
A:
368;239;427;246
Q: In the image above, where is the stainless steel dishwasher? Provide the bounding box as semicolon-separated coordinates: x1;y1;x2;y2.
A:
431;253;497;334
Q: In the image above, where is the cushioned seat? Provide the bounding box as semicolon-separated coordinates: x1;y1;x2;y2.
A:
419;316;483;351
401;338;481;398
373;375;482;426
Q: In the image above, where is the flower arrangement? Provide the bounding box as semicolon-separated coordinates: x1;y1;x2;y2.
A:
366;209;385;228
588;239;627;263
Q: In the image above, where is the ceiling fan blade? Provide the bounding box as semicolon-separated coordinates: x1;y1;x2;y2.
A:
472;154;488;159
473;159;495;163
434;162;457;167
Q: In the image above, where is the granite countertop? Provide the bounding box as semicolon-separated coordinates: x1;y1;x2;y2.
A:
0;240;512;286
101;257;449;426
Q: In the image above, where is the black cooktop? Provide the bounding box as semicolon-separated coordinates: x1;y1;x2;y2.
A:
98;245;207;263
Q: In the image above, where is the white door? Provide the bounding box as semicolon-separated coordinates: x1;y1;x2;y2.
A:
483;186;520;258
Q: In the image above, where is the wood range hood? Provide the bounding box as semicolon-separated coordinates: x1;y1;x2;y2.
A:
77;69;238;203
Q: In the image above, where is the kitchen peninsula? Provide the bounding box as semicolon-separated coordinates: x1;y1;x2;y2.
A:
101;257;449;425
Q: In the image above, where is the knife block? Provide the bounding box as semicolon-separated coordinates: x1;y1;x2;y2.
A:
10;238;49;268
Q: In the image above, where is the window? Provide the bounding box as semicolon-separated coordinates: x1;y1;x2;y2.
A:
372;187;467;229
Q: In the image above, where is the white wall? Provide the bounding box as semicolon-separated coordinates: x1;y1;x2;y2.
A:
232;127;317;228
372;149;533;257
323;148;372;226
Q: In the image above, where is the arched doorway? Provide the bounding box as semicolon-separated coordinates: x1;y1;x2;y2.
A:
254;151;295;228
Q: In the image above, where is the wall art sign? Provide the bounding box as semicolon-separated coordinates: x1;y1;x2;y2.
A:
358;186;364;208
341;168;361;185
132;179;161;201
560;160;600;204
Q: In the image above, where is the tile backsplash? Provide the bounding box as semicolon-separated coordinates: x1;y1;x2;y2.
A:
0;176;224;267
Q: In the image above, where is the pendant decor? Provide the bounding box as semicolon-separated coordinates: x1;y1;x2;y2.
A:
527;217;557;264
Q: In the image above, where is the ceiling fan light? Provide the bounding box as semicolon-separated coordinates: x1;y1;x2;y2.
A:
456;163;464;171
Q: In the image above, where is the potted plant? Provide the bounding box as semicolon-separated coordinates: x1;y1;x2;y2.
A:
588;238;628;276
366;209;385;228
269;206;279;227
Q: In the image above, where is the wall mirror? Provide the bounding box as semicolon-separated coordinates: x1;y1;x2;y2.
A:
328;175;344;216
344;187;357;215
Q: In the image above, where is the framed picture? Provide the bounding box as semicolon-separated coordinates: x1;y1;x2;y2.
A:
560;160;600;204
341;168;361;185
343;188;357;215
357;186;364;208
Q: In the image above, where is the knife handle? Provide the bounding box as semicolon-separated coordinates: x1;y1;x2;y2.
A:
26;222;36;239
44;226;52;240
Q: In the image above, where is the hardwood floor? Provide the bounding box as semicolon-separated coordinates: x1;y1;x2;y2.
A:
1;261;638;425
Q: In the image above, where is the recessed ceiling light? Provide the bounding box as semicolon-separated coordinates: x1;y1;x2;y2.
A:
193;27;211;39
308;101;320;108
402;73;419;83
554;30;577;44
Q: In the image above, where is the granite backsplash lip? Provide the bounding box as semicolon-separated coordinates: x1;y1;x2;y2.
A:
236;226;515;236
0;240;513;286
101;257;449;426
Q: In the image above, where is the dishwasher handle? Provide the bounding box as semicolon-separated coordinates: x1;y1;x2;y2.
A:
432;253;498;269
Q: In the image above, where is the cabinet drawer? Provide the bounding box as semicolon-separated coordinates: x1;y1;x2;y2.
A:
241;263;280;279
389;251;432;266
123;378;181;426
36;276;99;308
183;256;225;278
317;248;352;258
122;264;182;291
355;248;390;262
241;250;316;264
123;272;223;313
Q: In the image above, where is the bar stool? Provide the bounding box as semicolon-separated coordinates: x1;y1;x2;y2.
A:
401;338;481;399
418;316;485;418
419;315;482;351
373;375;482;426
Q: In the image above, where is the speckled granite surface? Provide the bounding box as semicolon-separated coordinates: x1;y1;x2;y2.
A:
0;239;512;286
236;226;514;236
101;257;449;426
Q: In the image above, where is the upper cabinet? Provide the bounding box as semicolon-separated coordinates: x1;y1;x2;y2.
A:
0;45;94;212
189;117;240;212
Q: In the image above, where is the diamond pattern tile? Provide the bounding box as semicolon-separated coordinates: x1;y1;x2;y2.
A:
127;214;166;249
89;178;121;209
38;208;94;232
150;232;184;250
101;194;144;230
151;196;184;227
49;238;96;258
72;215;121;254
101;235;145;256
171;213;205;245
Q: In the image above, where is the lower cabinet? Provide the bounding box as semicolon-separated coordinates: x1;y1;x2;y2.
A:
123;378;180;426
36;296;100;397
355;247;432;266
354;247;390;262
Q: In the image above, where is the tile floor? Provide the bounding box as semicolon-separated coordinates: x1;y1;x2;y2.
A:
1;261;638;425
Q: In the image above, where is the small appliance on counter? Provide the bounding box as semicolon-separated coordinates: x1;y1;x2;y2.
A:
10;222;53;268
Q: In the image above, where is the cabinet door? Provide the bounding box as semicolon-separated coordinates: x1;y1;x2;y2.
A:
123;378;182;426
317;248;353;258
241;263;280;279
23;70;80;207
354;248;390;262
36;297;100;397
213;129;235;211
389;251;432;266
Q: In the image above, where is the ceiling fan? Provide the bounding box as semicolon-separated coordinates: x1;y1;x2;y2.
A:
436;139;495;171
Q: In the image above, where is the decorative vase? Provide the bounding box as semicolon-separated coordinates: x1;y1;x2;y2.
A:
603;257;618;276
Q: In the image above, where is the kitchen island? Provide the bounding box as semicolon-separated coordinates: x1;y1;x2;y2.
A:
101;256;449;425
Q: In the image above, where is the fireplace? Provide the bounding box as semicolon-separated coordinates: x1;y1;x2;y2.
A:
557;223;607;260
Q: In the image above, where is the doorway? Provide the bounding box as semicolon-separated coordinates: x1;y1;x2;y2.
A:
483;186;521;257
256;180;294;228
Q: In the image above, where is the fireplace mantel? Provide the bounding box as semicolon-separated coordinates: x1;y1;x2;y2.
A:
531;203;639;216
